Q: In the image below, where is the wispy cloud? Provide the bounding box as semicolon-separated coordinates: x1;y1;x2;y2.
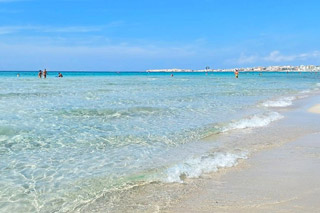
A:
237;53;258;64
237;50;320;65
0;21;124;35
264;50;320;62
42;26;103;33
0;0;26;2
0;8;22;13
0;25;105;35
0;39;198;70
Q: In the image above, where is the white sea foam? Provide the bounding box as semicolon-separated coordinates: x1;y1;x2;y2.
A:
300;89;311;94
0;135;8;142
223;112;284;132
164;152;247;183
262;96;296;108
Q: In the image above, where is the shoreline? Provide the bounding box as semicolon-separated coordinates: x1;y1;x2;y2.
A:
82;94;320;212
165;132;320;213
164;101;320;212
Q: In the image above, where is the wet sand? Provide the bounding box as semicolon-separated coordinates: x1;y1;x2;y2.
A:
165;110;320;212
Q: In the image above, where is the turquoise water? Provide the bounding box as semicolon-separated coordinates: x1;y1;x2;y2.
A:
0;71;319;212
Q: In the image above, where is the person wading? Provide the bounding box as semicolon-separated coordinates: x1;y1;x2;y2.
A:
234;69;239;78
43;69;47;78
38;70;42;78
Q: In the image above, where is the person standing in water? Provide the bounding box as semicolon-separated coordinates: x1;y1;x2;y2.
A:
234;69;239;78
43;69;47;78
58;72;63;78
38;70;42;78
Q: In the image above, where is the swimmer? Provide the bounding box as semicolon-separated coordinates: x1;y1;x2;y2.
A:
171;73;174;77
38;70;42;78
43;69;47;78
234;69;239;78
58;72;63;78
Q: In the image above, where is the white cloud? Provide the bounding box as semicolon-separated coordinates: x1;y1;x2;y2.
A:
237;53;258;64
264;50;320;62
237;50;320;64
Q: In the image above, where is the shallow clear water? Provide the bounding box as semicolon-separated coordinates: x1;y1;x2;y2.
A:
0;71;319;212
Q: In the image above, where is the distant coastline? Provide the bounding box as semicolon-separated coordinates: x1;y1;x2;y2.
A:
147;65;320;72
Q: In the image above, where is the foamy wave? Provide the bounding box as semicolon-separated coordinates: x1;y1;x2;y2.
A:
164;152;247;183
262;96;296;107
298;82;320;95
223;112;284;132
300;89;312;94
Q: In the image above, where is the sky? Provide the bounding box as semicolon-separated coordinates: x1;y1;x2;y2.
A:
0;0;320;71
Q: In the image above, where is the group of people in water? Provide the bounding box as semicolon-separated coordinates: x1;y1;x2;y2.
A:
36;70;239;78
38;69;47;78
38;69;63;78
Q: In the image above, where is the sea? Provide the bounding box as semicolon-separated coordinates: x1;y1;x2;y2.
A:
0;71;319;212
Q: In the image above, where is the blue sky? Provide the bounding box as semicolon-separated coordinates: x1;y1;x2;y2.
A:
0;0;320;71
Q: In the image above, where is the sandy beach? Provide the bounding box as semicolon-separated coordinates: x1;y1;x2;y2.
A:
308;104;320;114
165;103;320;213
166;132;320;213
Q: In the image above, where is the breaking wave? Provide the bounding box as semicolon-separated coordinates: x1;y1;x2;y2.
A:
262;96;296;108
222;112;284;132
163;152;247;183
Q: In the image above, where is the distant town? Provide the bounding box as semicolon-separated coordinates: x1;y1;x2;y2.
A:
146;65;320;72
